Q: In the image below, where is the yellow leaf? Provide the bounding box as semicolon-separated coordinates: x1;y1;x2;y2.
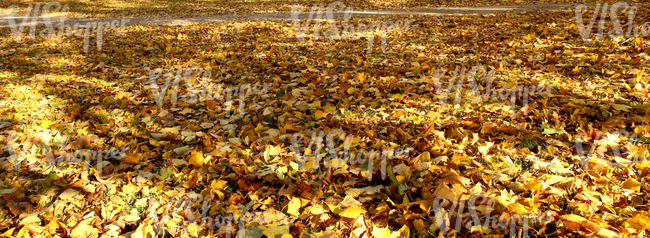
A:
371;225;391;238
622;178;642;192
187;149;204;166
339;206;365;219
314;110;329;120
347;87;358;94
263;145;282;162
417;151;431;162
310;204;324;215
40;119;56;129
122;184;137;194
524;178;542;191
14;227;27;238
287;197;301;217
507;182;526;193
130;220;156;238
354;72;366;82
398;225;410;238
343;136;355;150
391;111;405;118
323;105;336;111
524;32;536;40
1;228;15;238
283;123;298;131
228;138;242;145
281;234;293;238
179;108;194;114
508;202;530;214
637;160;650;169
69;220;99;238
636;69;644;83
560;214;587;231
59;188;82;200
121;154;140;164
187;223;202;237
478;142;493;156
597;228;618;238
212;180;228;190
367;87;380;94
160;127;179;135
254;122;266;132
314;230;339;238
623;215;650;230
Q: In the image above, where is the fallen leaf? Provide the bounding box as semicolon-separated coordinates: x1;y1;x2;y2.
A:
622;178;642;192
340;206;365;219
187;148;204;166
287;197;301;217
69;220;98;238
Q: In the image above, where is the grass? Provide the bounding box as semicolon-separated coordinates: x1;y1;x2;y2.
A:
514;157;534;172
522;139;542;149
632;136;650;144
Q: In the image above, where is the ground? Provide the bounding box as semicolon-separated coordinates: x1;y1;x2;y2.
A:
0;1;650;238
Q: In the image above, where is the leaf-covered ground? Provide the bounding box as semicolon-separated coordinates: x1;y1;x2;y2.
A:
0;0;630;18
1;2;650;238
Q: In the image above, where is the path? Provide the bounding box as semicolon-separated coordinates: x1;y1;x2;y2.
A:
0;3;587;27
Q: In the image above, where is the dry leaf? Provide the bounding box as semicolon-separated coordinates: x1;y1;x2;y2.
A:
187;148;204;166
340;206;365;219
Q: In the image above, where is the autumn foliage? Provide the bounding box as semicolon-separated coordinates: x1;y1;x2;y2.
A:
1;1;650;238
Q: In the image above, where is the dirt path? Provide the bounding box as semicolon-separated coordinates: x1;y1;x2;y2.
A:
0;3;587;27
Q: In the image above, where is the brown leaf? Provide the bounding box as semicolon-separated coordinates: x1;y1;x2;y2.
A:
437;170;471;186
0;187;19;201
64;135;99;151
